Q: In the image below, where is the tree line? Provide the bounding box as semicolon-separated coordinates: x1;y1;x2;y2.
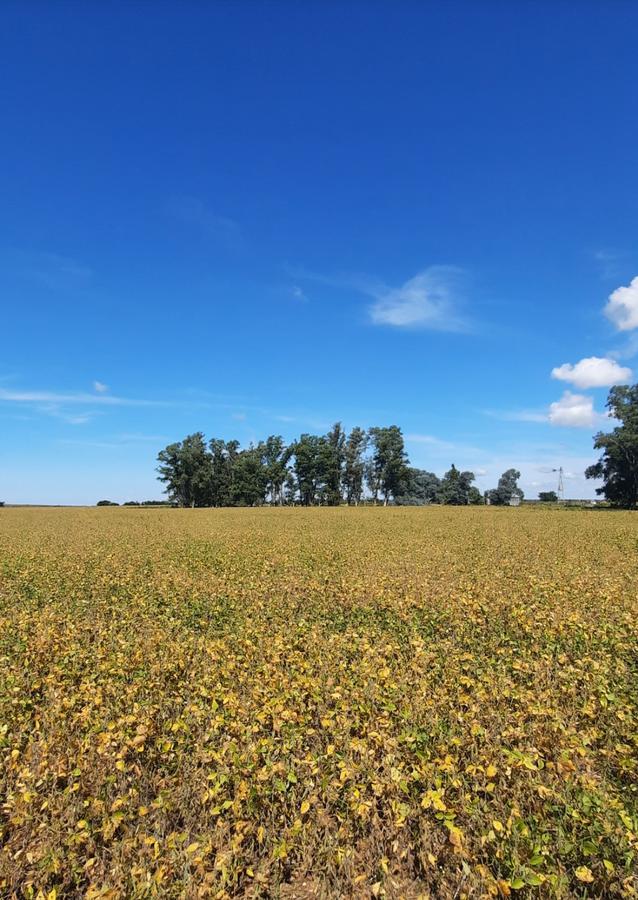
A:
151;385;638;510
155;425;526;507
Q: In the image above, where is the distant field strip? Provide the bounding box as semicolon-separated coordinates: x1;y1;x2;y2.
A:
0;507;637;897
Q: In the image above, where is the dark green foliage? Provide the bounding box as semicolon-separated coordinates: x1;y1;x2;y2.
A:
367;426;409;505
262;435;293;505
438;464;476;505
486;469;524;506
96;500;119;506
539;491;558;502
208;439;237;507
395;468;441;505
293;434;328;505
157;433;211;507
231;445;268;506
156;428;524;509
323;422;346;506
586;384;638;508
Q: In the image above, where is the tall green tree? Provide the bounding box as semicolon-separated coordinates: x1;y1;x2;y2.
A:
438;464;476;505
293;434;327;505
343;427;368;505
323;422;346;505
486;468;524;505
586;384;638;508
283;470;297;505
231;445;268;506
367;426;409;505
262;435;292;505
157;432;211;507
208;439;236;507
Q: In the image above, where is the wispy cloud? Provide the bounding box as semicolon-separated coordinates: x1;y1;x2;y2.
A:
369;267;469;331
273;413;330;430
608;331;638;361
114;433;168;443
0;385;174;427
405;433;483;456
290;264;471;332
594;248;626;280
483;408;548;424
166;195;242;249
58;433;168;449
1;249;93;291
93;380;109;393
291;285;308;302
0;388;165;407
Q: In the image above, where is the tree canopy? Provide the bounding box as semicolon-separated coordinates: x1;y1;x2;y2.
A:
486;469;524;506
156;426;512;508
437;465;477;505
586;384;638;508
157;425;412;507
395;468;441;506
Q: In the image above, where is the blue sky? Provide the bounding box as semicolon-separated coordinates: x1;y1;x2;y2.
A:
2;2;638;504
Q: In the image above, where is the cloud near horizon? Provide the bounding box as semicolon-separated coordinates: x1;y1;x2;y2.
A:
486;392;606;429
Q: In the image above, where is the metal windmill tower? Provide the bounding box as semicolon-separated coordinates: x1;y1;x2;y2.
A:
552;467;565;501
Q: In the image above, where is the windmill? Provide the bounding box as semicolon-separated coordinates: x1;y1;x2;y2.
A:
552;467;565;501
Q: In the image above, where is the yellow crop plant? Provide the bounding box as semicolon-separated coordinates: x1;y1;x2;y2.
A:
0;507;636;897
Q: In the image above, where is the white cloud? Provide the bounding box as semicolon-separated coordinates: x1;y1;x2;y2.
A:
289;263;470;332
548;391;598;428
93;380;109;393
369;267;468;331
604;276;638;331
551;356;632;389
485;394;608;429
